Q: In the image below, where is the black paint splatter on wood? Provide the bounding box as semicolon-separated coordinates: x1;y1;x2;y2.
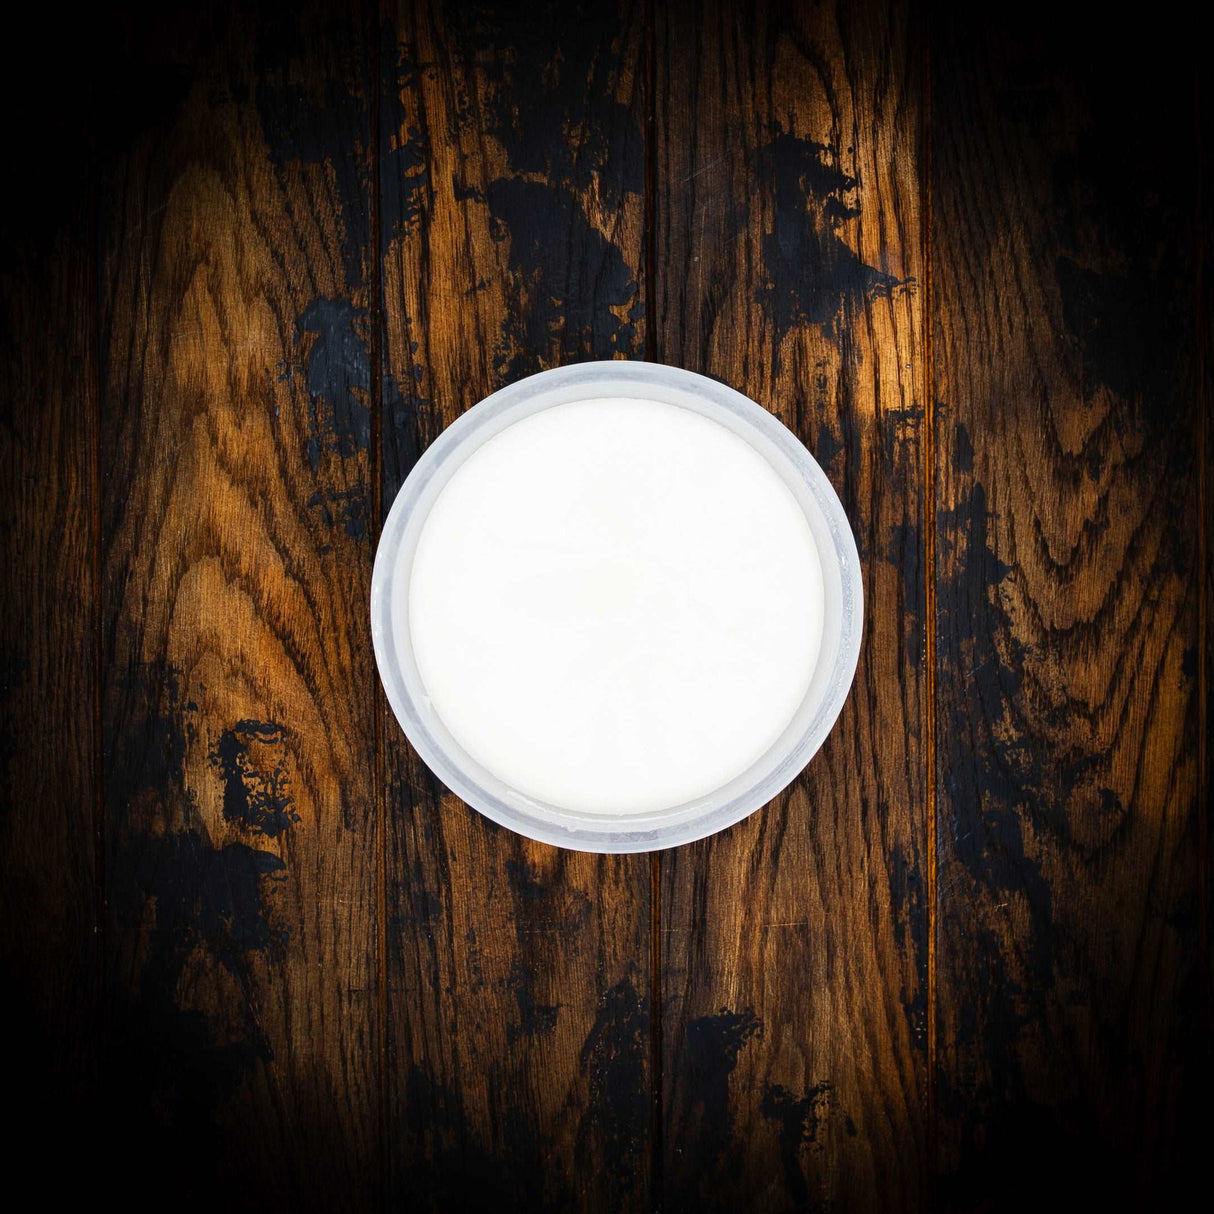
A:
577;976;649;1192
759;1081;836;1209
670;1008;763;1205
307;487;369;542
503;856;592;931
383;372;430;503
380;37;431;258
503;857;548;904
487;177;642;380
461;1;643;208
209;719;298;838
814;422;846;471
290;290;427;495
684;1008;762;1125
886;519;926;669
888;839;928;1047
756;130;912;349
937;462;1056;984
106;657;289;1183
389;860;444;933
380;2;645;405
932;410;1171;1175
295;297;373;468
506;960;560;1043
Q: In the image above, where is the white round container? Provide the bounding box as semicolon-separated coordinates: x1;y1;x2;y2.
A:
370;361;863;852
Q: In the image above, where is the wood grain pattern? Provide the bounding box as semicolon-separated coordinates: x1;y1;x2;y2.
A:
931;7;1205;1206
97;4;380;1205
0;218;100;1191
654;1;929;1208
0;2;1208;1207
377;2;652;1208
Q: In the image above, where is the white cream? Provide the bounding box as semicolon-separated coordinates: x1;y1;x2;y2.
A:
404;395;824;816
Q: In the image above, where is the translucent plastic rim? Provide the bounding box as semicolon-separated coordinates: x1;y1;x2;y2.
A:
370;361;863;852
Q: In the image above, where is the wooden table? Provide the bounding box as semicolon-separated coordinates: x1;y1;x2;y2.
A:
1;1;1206;1209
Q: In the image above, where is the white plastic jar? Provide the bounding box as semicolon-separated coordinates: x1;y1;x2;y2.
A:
371;362;862;852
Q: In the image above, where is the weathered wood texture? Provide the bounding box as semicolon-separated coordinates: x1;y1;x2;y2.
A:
97;4;380;1205
931;7;1206;1207
0;1;1208;1209
654;1;929;1209
377;2;652;1209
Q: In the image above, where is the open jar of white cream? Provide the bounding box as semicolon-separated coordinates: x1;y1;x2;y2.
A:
371;362;862;851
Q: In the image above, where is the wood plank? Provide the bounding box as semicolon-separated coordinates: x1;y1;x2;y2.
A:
654;1;928;1208
0;176;100;1187
931;8;1205;1205
98;4;380;1205
378;1;652;1208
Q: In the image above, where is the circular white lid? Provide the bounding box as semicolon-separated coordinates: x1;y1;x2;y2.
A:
370;361;863;852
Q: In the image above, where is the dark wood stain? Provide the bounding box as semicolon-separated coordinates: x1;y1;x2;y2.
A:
932;4;1205;1208
655;0;929;1208
378;1;652;1210
0;0;1206;1210
96;1;380;1206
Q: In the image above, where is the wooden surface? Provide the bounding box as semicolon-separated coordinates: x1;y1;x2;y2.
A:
378;4;651;1210
931;12;1206;1207
0;1;1206;1210
654;2;927;1209
97;3;380;1204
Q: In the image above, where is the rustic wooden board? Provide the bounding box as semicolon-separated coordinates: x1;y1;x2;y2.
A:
97;4;381;1205
377;2;652;1209
2;2;1209;1207
654;1;929;1208
0;213;100;1184
931;8;1205;1206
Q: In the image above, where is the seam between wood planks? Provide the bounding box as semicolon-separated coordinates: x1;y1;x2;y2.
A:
920;5;939;1198
644;0;663;1209
89;168;107;1074
368;5;388;1209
